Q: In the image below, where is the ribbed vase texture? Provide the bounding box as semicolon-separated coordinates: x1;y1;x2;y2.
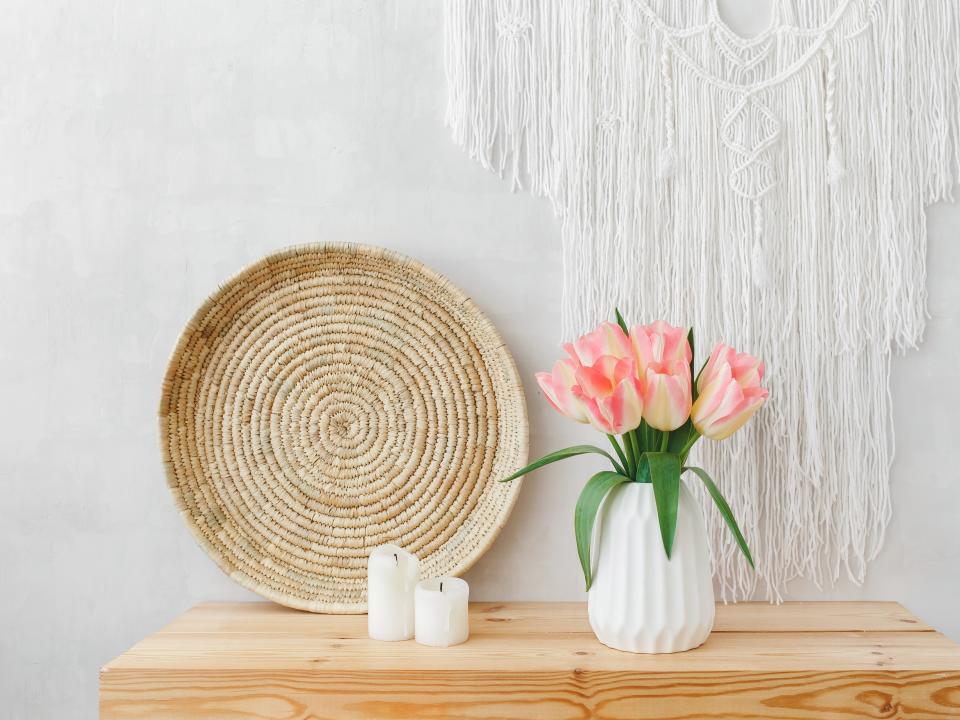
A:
588;482;715;653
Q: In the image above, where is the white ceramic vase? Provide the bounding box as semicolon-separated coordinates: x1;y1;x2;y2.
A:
587;481;715;653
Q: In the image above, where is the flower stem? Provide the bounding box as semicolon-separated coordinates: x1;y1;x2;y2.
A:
627;431;642;480
622;432;637;478
660;430;670;452
677;429;701;464
638;420;650;453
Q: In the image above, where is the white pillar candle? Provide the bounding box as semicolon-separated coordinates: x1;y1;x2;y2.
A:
414;577;469;647
367;544;419;641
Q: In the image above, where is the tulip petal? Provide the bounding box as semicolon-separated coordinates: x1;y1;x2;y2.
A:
537;360;589;424
603;377;644;434
565;322;632;366
630;320;692;376
573;388;615;434
642;363;692;431
575;359;617;398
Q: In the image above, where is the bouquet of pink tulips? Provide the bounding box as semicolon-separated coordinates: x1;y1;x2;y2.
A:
503;311;768;590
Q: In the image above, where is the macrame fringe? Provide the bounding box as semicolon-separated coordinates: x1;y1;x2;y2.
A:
444;0;960;601
657;146;678;179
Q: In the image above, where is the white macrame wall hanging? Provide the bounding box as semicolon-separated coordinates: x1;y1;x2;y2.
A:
444;0;960;600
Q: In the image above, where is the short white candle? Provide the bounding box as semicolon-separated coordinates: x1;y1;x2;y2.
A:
367;544;419;641
414;577;469;647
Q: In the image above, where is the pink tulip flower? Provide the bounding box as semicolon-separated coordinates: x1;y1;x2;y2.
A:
536;358;590;424
691;344;769;440
630;320;692;372
640;365;692;431
629;321;693;431
563;322;633;367
570;356;645;435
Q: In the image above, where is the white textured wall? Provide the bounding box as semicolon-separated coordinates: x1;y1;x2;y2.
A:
0;2;958;717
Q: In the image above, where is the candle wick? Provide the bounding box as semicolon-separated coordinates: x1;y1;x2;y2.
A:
393;553;398;565
440;582;443;592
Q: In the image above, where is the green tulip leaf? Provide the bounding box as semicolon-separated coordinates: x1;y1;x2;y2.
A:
574;470;631;590
667;419;700;461
638;419;654;456
614;307;630;334
626;431;642;480
694;358;708;391
687;327;697;402
606;434;629;476
500;445;624;482
643;452;682;558
636;453;650;483
684;465;755;569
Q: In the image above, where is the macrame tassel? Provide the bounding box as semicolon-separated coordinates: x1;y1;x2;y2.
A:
823;38;847;185
658;44;677;179
751;203;768;288
827;150;847;185
657;145;677;179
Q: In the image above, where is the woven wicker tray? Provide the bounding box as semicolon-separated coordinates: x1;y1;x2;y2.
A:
159;244;528;612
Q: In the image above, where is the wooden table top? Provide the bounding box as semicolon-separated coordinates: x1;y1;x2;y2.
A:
100;601;960;719
104;601;959;672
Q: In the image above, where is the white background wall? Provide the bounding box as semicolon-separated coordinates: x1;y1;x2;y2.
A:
1;1;958;717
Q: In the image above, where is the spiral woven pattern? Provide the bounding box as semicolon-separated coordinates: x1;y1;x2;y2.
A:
160;244;527;612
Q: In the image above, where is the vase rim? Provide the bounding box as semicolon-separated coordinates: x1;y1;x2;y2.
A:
614;480;690;493
617;480;653;490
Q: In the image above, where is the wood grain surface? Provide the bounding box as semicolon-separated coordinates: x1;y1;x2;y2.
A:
100;602;960;719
